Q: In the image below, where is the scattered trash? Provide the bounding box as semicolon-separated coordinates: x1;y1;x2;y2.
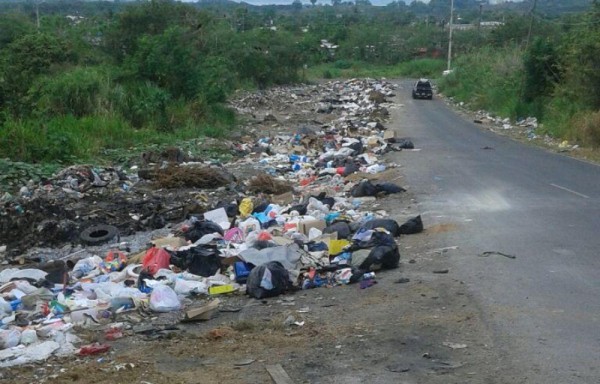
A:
149;285;181;312
183;299;221;322
266;364;295;384
433;269;449;274
246;262;291;299
234;358;255;366
479;251;516;259
386;364;411;373
79;224;119;246
78;343;111;356
442;342;467;349
0;78;434;372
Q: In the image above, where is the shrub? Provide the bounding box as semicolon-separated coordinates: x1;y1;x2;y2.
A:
570;110;600;148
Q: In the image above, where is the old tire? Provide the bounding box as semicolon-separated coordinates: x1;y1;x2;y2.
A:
80;224;119;245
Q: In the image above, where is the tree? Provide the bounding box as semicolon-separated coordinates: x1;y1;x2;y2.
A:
523;37;560;103
1;32;72;116
292;0;303;12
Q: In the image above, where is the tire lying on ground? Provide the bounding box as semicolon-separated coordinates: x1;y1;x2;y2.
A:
80;224;119;245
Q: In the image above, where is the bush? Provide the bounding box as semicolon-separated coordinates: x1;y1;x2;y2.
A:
570;110;600;148
334;59;352;69
437;47;523;119
397;59;445;78
31;67;111;118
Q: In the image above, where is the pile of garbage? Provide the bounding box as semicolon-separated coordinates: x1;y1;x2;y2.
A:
0;78;425;367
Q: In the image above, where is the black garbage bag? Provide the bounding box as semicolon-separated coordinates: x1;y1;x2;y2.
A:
286;203;308;215
351;180;378;197
396;139;414;149
323;222;352;239
246;261;291;299
171;245;221;277
313;193;336;209
399;215;424;235
350;230;397;250
386;137;414;149
347;141;364;155
252;201;270;214
375;183;406;195
359;244;400;271
185;220;224;243
342;162;359;176
360;219;401;237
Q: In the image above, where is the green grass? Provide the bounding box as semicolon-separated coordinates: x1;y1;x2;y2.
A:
305;59;446;81
0;109;236;167
437;46;524;119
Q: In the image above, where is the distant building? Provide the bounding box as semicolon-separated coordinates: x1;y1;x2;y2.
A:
445;21;504;30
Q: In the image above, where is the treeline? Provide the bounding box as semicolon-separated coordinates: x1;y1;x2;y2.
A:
438;2;600;147
0;0;456;164
0;0;598;166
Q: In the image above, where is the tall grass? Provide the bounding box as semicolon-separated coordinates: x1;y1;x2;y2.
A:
0;110;236;165
437;46;524;119
306;59;445;81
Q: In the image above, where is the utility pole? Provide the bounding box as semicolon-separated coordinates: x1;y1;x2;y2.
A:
478;2;483;32
36;0;40;29
525;0;538;50
447;0;454;72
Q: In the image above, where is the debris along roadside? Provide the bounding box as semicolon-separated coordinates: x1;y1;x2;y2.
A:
0;79;425;371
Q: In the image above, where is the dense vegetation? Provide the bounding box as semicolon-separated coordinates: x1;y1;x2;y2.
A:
0;0;598;171
438;1;600;147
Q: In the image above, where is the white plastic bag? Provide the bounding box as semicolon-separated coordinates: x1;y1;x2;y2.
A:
149;285;181;312
0;298;12;315
0;329;21;349
20;329;38;345
174;279;208;296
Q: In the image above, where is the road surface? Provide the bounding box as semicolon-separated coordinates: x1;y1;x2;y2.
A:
393;80;600;383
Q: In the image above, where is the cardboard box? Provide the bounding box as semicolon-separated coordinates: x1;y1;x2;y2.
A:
298;219;326;236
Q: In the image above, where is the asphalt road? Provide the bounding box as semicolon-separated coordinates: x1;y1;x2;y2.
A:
393;81;600;384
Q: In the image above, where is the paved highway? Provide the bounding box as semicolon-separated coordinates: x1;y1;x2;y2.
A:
394;81;600;383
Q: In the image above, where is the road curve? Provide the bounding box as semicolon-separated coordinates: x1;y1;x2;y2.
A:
392;80;600;384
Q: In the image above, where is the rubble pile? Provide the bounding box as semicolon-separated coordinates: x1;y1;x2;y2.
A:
0;79;424;367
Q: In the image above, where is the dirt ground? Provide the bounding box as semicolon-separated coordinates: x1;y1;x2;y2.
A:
0;81;520;384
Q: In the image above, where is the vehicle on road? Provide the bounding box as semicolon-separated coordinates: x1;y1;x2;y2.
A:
412;78;433;100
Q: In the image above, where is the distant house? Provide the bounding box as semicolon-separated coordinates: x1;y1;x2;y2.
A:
445;21;504;30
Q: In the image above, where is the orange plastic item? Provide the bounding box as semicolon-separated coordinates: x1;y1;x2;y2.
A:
300;176;317;186
257;231;273;241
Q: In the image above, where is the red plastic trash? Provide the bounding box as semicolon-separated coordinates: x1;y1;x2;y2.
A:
142;247;171;275
78;343;111;356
